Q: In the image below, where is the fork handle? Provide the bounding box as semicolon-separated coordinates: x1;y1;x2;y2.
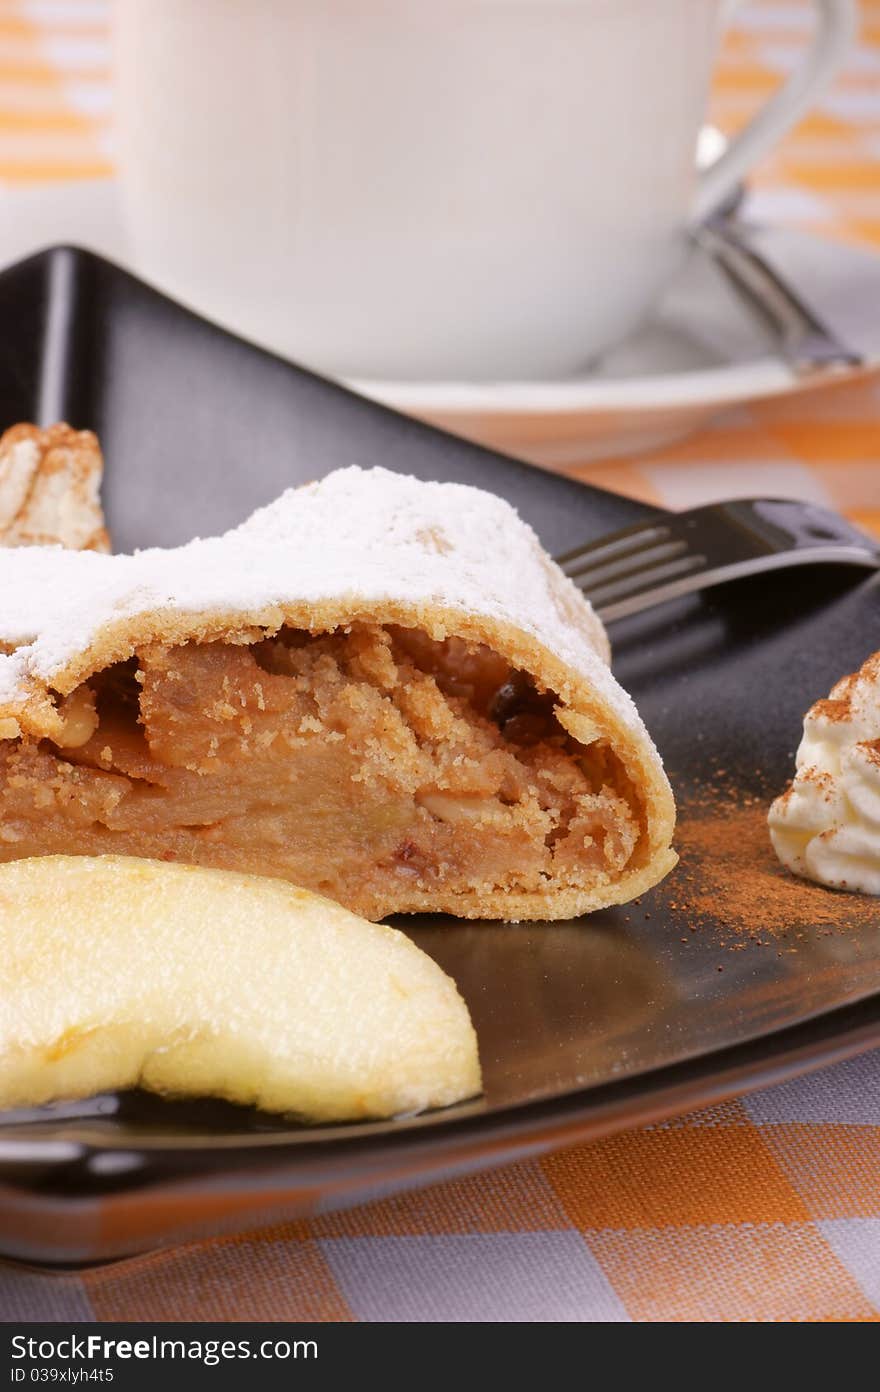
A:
735;498;873;550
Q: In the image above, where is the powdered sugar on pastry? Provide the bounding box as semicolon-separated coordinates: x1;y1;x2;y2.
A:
769;651;880;895
0;466;616;718
0;423;109;554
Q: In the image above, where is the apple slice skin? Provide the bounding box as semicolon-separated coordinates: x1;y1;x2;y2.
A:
0;856;481;1122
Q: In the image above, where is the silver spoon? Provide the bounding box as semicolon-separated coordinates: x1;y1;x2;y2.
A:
693;125;862;374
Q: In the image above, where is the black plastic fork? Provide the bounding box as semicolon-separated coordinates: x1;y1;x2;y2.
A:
557;498;880;622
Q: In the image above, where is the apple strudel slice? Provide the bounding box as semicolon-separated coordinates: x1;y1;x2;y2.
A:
0;422;109;552
0;463;676;920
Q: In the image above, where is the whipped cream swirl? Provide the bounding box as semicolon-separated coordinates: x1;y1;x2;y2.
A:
769;651;880;895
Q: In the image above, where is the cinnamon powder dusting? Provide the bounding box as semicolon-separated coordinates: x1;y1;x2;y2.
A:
671;783;879;939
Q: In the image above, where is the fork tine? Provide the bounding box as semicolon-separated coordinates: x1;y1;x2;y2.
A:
580;553;708;609
565;538;690;589
557;522;671;575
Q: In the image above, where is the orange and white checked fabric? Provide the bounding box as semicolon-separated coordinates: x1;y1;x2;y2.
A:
0;0;879;1323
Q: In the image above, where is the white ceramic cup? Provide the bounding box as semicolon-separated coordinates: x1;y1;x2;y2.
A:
114;0;856;382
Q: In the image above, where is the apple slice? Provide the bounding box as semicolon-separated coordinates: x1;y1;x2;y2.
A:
0;855;481;1121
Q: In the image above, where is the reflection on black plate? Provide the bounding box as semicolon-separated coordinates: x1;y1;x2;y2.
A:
0;248;878;1264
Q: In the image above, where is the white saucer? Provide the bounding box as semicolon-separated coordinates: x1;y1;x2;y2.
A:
3;180;878;464
353;227;880;464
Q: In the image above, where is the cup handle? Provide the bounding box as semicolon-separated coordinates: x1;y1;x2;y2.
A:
692;0;857;223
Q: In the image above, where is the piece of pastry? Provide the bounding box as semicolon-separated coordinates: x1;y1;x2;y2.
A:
0;855;481;1120
0;463;676;920
769;650;880;894
0;423;109;552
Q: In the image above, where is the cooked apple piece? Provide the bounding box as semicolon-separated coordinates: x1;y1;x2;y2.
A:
0;624;661;921
0;855;481;1121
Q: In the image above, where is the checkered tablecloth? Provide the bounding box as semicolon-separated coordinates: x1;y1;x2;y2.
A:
1;0;879;1323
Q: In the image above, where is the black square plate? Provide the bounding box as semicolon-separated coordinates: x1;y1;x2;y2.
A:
1;247;878;1265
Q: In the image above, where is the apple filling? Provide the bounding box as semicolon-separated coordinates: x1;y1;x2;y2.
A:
0;624;643;919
